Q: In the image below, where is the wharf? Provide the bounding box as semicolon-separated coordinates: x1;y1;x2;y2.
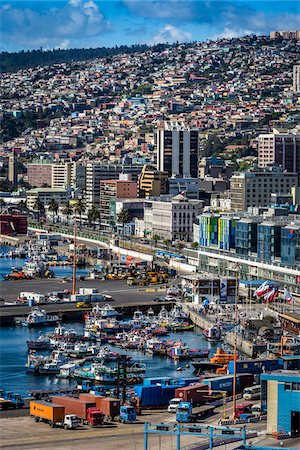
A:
183;303;266;357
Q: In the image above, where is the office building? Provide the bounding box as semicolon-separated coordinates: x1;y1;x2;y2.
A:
85;163;143;208
27;162;52;187
257;222;282;262
51;162;85;191
293;65;300;93
99;178;137;226
137;165;168;198
168;177;200;199
261;371;300;437
157;122;199;178
198;213;219;247
230;171;297;210
8;153;18;186
281;224;300;266
235;219;258;256
27;188;70;211
258;130;300;184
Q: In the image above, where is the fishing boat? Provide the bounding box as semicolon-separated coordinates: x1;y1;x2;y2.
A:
192;361;224;374
73;361;146;385
20;308;59;328
27;334;51;350
202;326;222;342
171;323;195;332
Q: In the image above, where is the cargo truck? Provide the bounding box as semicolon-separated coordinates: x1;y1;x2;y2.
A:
176;402;215;423
30;401;78;429
175;383;208;406
51;396;104;426
119;406;137;423
79;394;120;421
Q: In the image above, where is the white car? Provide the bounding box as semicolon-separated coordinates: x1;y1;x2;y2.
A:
168;398;182;413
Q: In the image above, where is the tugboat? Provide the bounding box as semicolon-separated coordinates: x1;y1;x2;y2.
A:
20;307;59;328
210;347;237;364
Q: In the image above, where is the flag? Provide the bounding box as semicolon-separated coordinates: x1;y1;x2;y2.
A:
254;280;270;297
264;287;279;303
284;287;294;303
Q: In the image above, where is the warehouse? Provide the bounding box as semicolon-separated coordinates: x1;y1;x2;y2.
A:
261;371;300;437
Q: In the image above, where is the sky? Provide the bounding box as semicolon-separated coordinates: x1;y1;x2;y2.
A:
0;0;299;52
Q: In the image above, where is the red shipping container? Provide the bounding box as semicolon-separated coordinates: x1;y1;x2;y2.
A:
79;394;120;420
51;396;95;420
175;383;208;406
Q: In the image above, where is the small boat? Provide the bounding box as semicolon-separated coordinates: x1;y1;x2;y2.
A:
171;323;195;332
202;326;222;342
20;308;59;328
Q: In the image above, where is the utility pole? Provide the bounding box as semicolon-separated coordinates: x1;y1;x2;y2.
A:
232;267;239;420
72;207;77;296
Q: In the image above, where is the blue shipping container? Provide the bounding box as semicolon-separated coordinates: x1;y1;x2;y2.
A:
143;377;172;386
134;385;162;406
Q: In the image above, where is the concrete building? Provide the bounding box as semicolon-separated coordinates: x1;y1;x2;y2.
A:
52;162;85;191
137;165;168;198
143;194;203;241
293;65;300;93
99;178;137;226
261;371;300;437
258;130;300;184
230;171;297;210
27;162;52;187
270;30;300;39
181;274;237;304
8;153;18;186
27;188;70;211
157;122;199;178
168;177;200;199
85;163;143;208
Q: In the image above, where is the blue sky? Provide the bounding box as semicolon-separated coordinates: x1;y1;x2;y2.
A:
1;1;299;52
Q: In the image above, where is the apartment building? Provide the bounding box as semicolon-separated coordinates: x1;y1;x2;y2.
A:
27;162;85;191
27;188;70;211
99;178;137;226
293;65;300;93
157;122;199;178
230;171;297;210
258;130;300;184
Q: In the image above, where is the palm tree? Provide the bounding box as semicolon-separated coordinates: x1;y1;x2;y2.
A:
0;199;6;213
117;208;130;236
87;206;100;231
62;201;73;226
33;198;45;222
48;199;59;224
73;199;85;228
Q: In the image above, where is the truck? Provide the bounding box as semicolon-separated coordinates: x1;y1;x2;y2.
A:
235;403;253;418
5;392;24;409
51;396;104;426
175;383;208;406
30;401;78;429
119;405;137;423
168;398;182;413
79;393;120;421
176;402;215;423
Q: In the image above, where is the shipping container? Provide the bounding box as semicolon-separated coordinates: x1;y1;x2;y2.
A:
51;396;95;420
30;401;64;423
143;377;172;386
175;383;208;405
178;377;199;385
134;385;162;407
227;359;281;375
201;373;254;394
79;395;120;420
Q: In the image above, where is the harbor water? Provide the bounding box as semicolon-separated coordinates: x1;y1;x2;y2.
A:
0;322;217;396
0;245;89;281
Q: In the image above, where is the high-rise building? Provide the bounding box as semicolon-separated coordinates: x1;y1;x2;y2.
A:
258;130;300;184
230;171;297;211
157;122;199;178
137;165;169;198
85;163;143;209
8;153;18;186
99;178;137;226
293;65;300;93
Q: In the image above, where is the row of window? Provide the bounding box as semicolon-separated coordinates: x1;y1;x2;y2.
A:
284;382;300;391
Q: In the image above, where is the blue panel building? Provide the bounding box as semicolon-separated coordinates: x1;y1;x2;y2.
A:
261;371;300;437
281;225;300;265
257;223;281;262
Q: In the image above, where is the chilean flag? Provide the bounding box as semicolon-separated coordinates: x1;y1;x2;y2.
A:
284;287;294;303
264;287;279;303
254;280;271;297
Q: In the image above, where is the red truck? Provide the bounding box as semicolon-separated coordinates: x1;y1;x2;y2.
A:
175;383;208;406
79;394;120;421
51;396;104;426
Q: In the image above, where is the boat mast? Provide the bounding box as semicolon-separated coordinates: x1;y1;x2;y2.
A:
72;207;77;296
232;267;239;420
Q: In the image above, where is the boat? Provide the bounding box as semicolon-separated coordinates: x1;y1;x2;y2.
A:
192;361;224;374
171;323;195;332
20;308;59;328
202;326;222;342
210;348;237;365
73;361;146;385
27;334;51;350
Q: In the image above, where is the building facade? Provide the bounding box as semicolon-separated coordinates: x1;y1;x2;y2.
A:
27;188;70;211
99;178;137;226
137;165;168;198
293;65;300;93
8;153;18;186
157;122;199;178
230;171;297;210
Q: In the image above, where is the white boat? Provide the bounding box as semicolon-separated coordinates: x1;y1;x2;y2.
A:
21;307;59;327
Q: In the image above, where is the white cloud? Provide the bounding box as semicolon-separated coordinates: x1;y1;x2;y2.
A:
150;24;192;45
1;0;110;51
